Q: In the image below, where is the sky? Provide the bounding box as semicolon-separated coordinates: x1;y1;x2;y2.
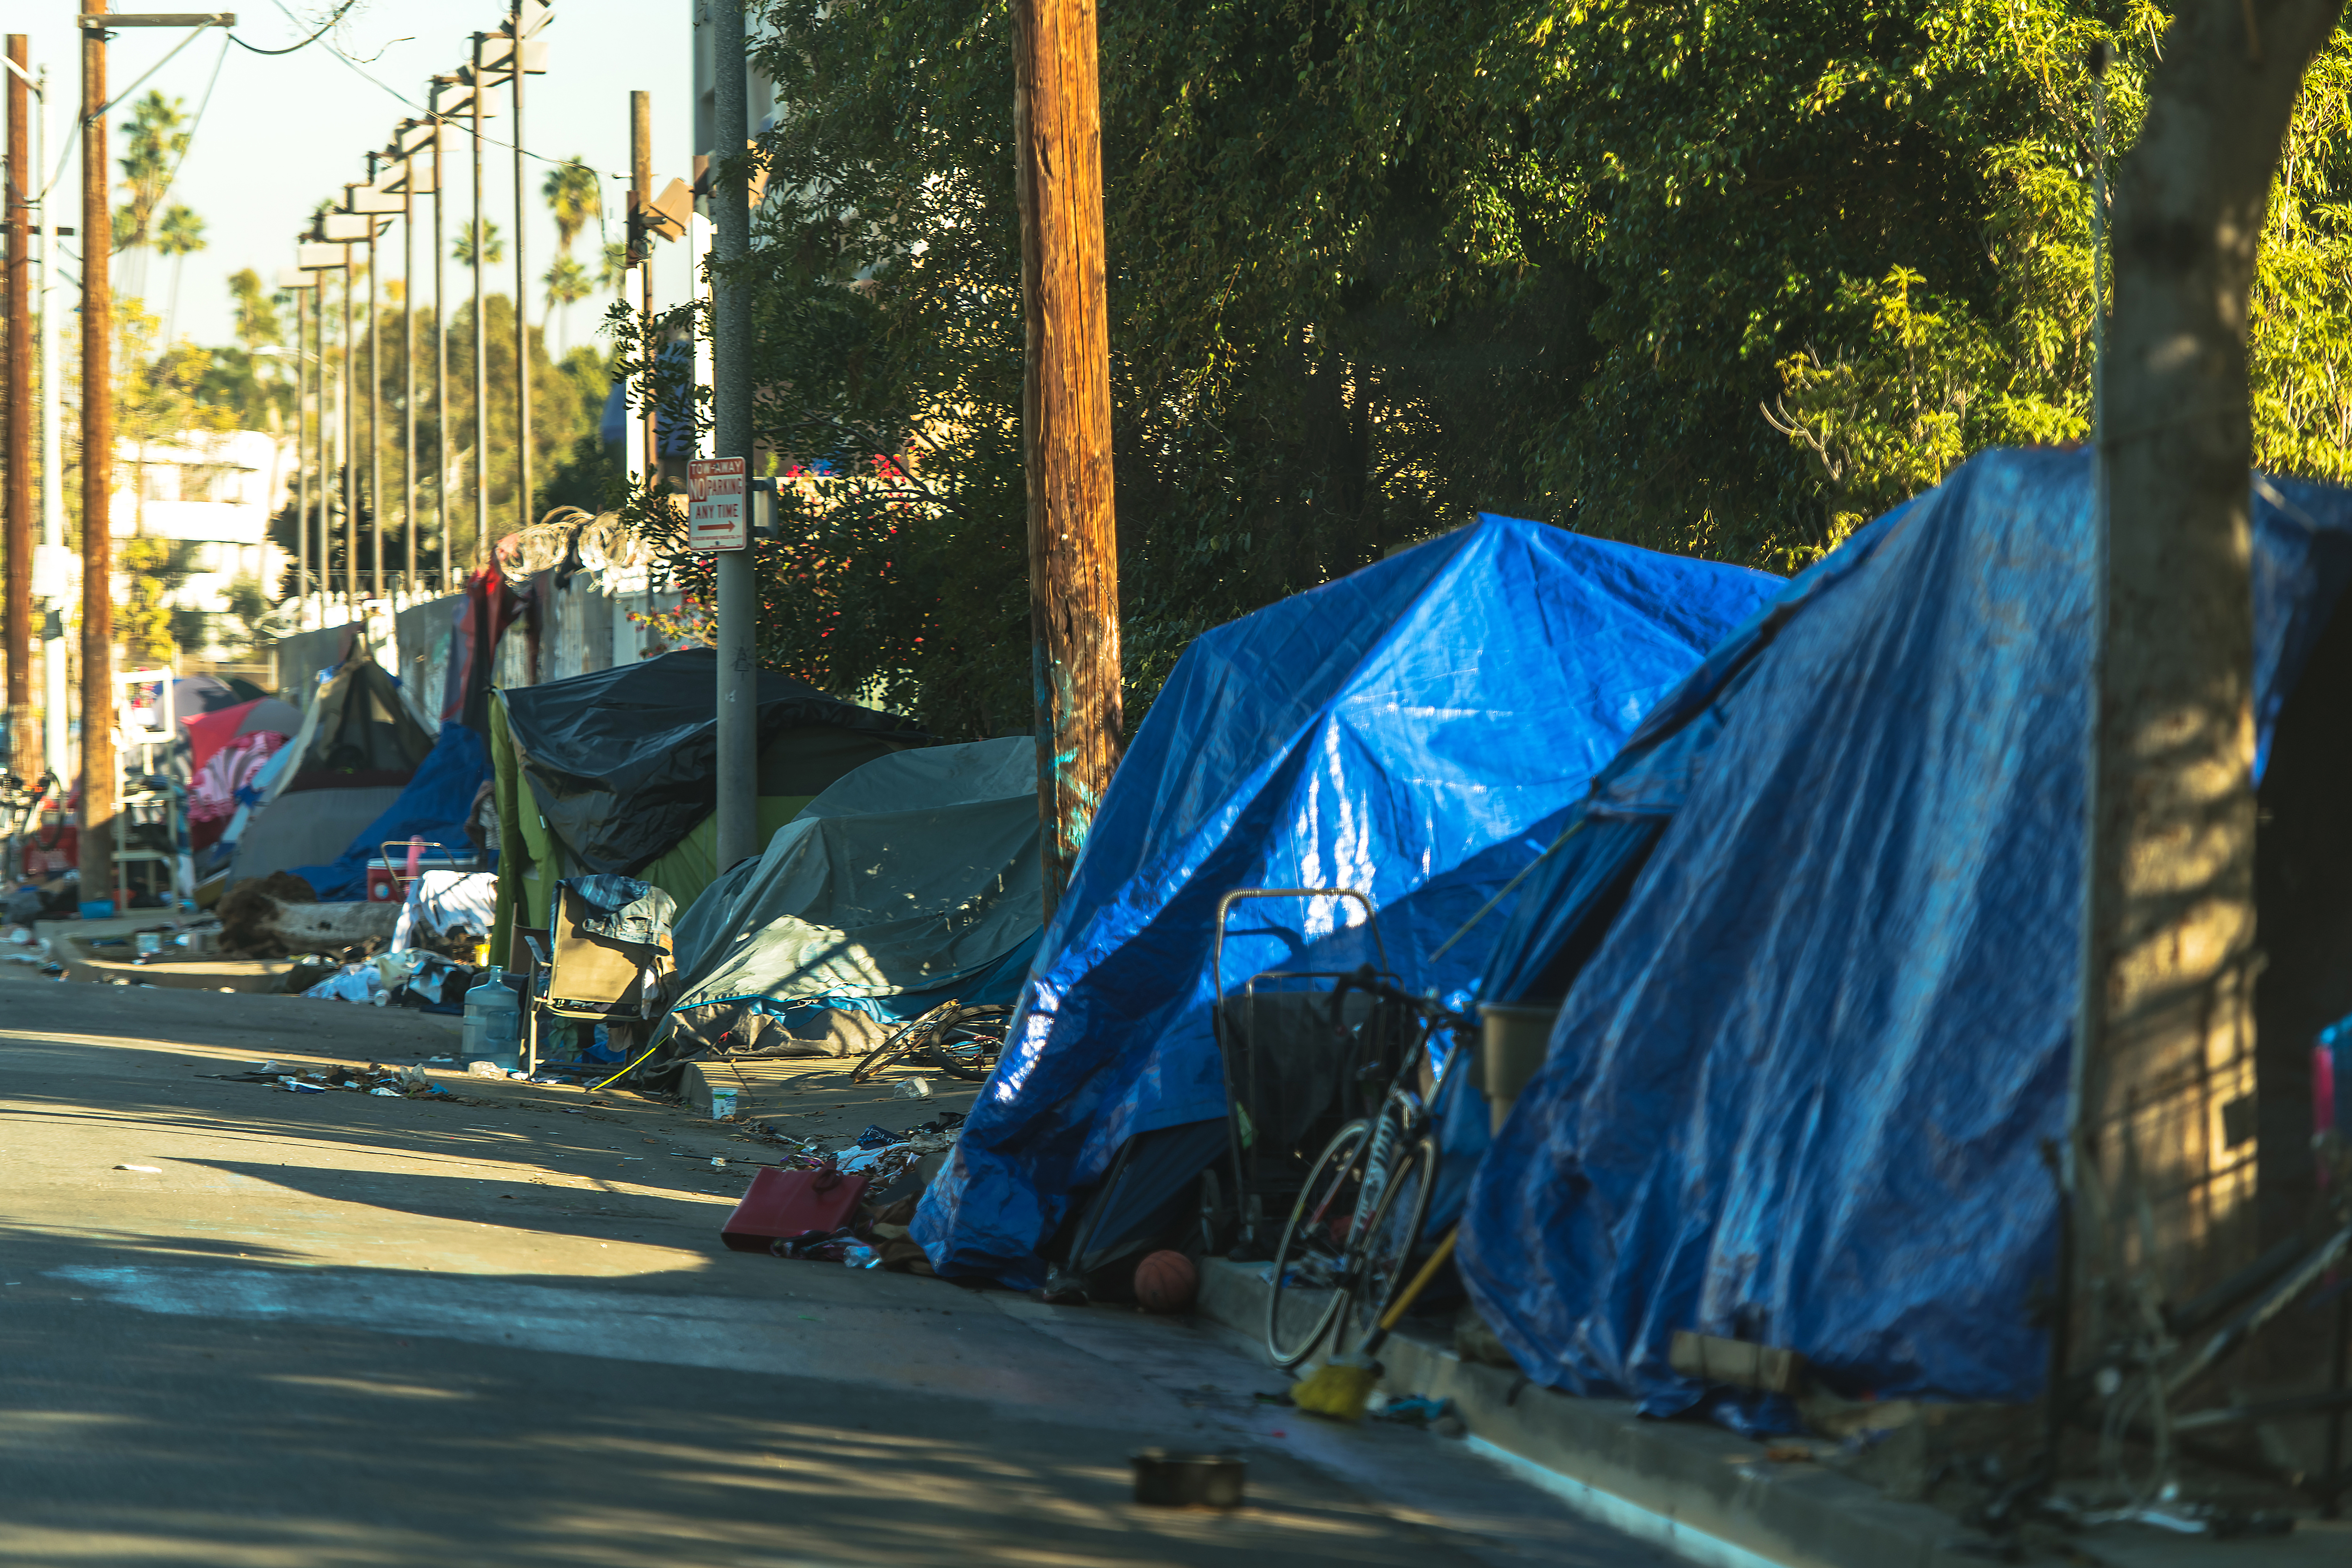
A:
11;1;697;357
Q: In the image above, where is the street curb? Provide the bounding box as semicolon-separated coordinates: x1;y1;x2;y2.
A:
1197;1257;2006;1568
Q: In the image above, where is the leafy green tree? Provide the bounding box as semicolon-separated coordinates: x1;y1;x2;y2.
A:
624;0;2352;741
113;91;189;260
192;269;292;432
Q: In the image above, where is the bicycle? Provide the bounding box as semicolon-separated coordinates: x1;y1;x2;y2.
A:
848;998;1014;1085
1265;965;1474;1368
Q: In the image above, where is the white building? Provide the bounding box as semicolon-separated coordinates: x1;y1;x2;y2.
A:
112;429;293;657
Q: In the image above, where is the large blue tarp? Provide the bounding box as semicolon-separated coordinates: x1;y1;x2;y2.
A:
915;514;1784;1284
287;723;495;900
1460;449;2352;1422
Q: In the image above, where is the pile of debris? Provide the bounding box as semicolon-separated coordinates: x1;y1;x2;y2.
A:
718;1111;967;1272
205;1061;453;1098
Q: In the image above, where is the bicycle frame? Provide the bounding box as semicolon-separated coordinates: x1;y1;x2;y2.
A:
1209;888;1394;1255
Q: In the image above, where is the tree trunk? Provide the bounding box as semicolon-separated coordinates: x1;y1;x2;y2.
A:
2078;0;2346;1346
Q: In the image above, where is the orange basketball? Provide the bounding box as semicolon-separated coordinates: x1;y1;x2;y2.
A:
1133;1249;1199;1314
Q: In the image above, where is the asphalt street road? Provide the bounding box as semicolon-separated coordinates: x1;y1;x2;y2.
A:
0;968;1672;1568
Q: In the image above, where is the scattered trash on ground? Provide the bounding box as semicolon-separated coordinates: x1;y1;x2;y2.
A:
894;1077;931;1100
1371;1395;1452;1427
113;1164;161;1173
199;1061;455;1101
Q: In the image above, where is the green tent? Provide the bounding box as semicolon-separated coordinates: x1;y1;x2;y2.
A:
488;649;925;962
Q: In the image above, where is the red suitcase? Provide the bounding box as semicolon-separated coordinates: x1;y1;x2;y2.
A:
721;1164;869;1252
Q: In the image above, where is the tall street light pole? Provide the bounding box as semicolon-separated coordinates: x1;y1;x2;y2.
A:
509;3;534;540
276;265;324;631
400;133;420;601
629;89;653;489
365;176;382;606
302;238;350;628
293;278;311;624
469;35;489;570
709;0;756;874
1014;0;1122;915
78;1;115;911
5;34;31;782
430;103;449;592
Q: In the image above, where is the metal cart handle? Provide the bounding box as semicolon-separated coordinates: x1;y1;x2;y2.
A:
1209;887;1388;991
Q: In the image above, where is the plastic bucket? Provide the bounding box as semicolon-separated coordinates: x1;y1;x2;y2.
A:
1478;1002;1559;1135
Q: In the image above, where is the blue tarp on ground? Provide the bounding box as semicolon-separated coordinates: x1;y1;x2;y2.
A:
1460;449;2352;1424
914;514;1784;1285
287;723;494;900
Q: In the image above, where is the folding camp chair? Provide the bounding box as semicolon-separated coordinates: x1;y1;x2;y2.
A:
519;883;675;1075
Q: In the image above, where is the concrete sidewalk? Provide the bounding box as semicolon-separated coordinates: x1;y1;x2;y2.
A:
1195;1258;2351;1568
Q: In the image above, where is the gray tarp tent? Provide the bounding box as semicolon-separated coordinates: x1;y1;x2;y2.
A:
661;736;1043;1056
230;657;435;886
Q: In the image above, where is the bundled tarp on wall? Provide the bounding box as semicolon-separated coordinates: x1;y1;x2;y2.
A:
914;514;1783;1285
1458;450;2352;1423
230;657;436;886
661;736;1042;1049
490;649;926;960
283;723;496;900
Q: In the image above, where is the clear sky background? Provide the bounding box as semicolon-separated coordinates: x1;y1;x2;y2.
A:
12;2;696;358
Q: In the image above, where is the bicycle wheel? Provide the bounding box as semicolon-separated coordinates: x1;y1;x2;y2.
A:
849;1003;953;1085
1348;1134;1440;1348
925;1004;1012;1082
1266;1118;1372;1368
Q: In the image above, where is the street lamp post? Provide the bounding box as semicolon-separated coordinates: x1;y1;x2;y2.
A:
469;33;489;570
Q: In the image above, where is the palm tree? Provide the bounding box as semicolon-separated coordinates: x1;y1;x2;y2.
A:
114;91;191;298
543;253;590;352
598;240;629;294
542;157;601;258
453;220;504;268
154;203;206;345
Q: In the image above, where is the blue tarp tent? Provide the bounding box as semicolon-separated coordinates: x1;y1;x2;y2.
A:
915;514;1783;1285
1460;449;2352;1425
287;723;495;900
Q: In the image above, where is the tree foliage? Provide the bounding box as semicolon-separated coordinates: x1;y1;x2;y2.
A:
618;0;2352;739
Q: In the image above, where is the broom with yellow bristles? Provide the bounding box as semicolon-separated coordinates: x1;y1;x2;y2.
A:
1291;1228;1458;1421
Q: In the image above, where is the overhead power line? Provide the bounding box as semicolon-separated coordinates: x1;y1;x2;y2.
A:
229;0;363;56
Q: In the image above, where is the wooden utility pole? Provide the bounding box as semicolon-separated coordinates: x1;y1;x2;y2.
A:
2072;0;2347;1381
5;34;31;781
401;136;417;600
78;2;113;910
1014;0;1121;916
